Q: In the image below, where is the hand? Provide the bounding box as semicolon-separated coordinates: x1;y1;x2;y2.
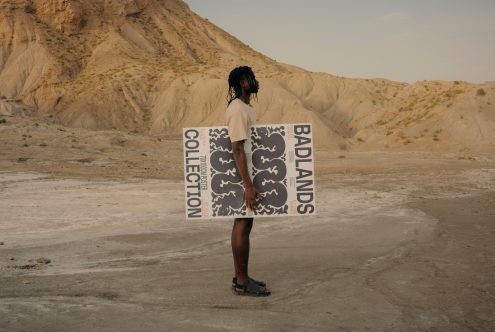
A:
244;184;260;211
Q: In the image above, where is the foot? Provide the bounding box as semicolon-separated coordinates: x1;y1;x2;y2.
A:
232;279;271;297
232;276;266;288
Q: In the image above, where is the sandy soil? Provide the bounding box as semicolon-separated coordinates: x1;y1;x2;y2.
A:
0;116;494;331
0;144;494;331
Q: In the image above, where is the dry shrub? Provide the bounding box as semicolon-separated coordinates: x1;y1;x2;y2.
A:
477;88;486;96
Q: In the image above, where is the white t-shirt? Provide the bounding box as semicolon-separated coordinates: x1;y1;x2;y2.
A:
224;98;257;143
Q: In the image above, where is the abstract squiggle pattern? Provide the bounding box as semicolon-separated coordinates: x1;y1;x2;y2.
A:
209;126;288;217
251;126;288;215
209;128;247;217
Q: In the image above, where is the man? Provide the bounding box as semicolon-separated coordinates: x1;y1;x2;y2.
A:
225;66;271;297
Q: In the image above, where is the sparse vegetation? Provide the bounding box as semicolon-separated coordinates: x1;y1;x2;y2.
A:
357;137;365;143
476;88;486;96
77;158;94;164
458;156;476;161
24;3;35;14
337;155;346;159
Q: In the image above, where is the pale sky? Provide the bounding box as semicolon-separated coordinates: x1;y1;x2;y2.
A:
185;0;495;83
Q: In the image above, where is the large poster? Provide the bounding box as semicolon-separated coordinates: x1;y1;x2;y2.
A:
183;124;316;220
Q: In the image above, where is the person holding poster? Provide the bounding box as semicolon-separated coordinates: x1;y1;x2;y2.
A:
225;66;271;297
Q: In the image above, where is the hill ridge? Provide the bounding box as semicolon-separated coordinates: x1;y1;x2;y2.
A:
0;0;494;152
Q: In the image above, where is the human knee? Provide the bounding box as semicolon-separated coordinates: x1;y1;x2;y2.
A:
234;218;254;232
234;217;254;224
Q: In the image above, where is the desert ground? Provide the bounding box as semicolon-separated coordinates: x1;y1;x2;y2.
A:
1;0;494;330
1;115;494;331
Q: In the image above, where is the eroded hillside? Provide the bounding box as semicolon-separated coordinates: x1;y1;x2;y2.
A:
0;0;494;152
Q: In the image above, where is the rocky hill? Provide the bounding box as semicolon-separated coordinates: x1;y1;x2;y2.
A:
0;0;494;152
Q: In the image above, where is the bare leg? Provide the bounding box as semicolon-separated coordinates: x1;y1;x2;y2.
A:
231;217;253;285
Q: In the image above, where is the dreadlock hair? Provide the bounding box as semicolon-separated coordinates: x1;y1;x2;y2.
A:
227;66;257;106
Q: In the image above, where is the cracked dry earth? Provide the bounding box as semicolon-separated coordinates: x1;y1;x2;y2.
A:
0;154;494;331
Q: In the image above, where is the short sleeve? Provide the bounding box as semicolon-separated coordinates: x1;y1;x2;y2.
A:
226;107;248;143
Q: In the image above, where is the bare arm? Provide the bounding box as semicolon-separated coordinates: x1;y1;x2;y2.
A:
232;140;259;211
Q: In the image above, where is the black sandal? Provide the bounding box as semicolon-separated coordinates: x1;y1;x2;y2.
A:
232;279;271;297
232;277;266;288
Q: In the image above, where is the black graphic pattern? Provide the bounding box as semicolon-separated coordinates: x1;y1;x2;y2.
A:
209;128;247;217
251;126;288;215
209;126;288;217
